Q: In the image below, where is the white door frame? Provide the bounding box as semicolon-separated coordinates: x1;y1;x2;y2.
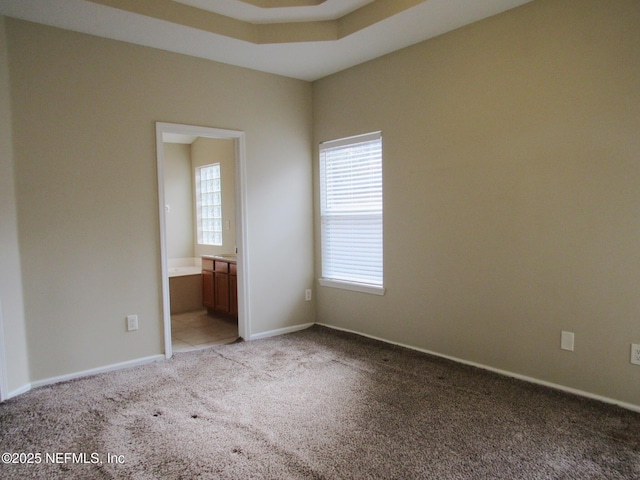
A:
0;298;9;401
155;122;251;358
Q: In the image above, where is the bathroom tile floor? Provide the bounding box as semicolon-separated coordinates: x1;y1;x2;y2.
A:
171;310;239;353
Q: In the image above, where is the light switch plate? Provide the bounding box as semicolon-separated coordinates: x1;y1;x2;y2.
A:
561;331;574;351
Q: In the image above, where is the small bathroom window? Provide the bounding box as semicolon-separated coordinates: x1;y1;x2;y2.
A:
196;163;222;246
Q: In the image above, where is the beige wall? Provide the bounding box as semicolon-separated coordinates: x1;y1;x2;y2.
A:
313;0;640;407
191;137;237;257
4;0;638;408
0;17;30;395
6;18;314;381
163;143;194;260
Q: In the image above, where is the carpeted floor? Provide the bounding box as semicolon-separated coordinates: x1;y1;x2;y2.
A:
1;325;639;479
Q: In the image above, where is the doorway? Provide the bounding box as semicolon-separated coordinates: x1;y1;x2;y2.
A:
155;122;250;359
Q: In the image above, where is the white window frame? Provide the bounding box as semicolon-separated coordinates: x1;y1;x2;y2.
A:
319;131;385;296
195;163;223;246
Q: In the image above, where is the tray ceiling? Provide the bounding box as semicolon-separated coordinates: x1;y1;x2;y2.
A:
0;0;534;81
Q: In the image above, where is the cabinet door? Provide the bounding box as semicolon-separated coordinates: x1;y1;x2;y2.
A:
215;272;230;313
202;270;215;308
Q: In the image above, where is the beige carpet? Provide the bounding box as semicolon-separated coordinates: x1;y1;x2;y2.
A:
1;325;639;479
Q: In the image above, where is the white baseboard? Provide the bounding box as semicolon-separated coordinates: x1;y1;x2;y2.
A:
7;322;313;398
30;354;165;390
317;323;640;414
8;383;31;400
250;322;314;341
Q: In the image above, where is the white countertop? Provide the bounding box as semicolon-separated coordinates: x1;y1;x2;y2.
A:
202;254;237;262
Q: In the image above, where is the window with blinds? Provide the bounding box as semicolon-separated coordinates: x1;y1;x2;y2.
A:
196;163;223;246
319;132;384;295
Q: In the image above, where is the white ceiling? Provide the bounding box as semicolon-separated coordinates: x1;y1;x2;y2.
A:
0;0;534;81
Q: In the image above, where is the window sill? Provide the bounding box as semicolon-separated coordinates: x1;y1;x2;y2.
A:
319;278;385;296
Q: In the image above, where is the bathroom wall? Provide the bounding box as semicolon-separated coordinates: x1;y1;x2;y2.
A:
164;137;236;261
163;143;194;260
192;137;237;258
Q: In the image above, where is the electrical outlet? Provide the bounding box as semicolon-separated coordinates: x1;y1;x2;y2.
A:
127;315;138;332
305;289;312;301
631;344;640;366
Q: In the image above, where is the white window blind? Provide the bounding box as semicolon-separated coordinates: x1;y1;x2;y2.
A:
196;163;222;246
319;132;383;291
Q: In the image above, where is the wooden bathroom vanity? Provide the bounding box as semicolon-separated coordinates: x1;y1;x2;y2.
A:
202;256;237;319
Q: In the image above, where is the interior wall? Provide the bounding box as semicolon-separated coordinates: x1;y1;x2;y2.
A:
0;16;29;395
163;143;194;260
313;0;640;407
6;18;314;382
191;137;237;258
